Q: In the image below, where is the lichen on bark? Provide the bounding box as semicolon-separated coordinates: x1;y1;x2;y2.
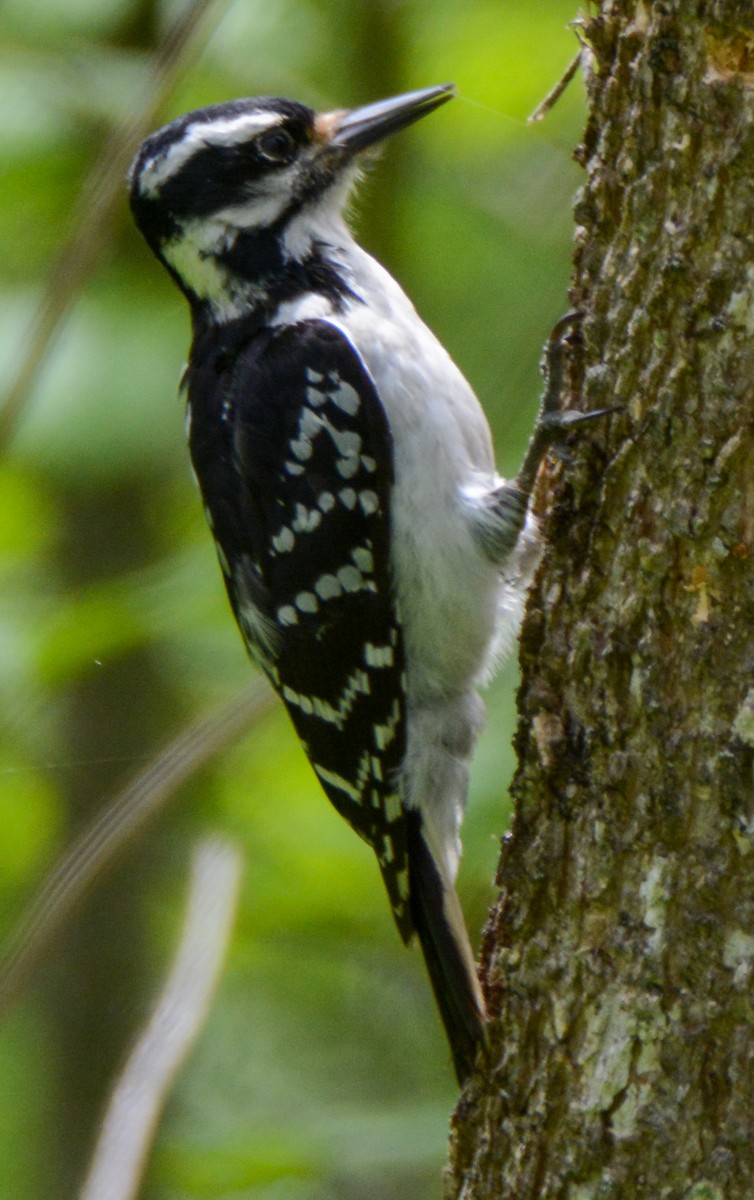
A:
446;4;754;1197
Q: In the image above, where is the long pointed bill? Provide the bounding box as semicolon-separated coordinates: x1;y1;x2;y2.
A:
325;84;456;154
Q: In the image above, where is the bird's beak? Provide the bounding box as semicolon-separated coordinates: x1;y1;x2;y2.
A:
318;84;456;156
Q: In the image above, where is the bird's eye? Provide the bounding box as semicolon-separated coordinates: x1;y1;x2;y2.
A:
256;127;296;164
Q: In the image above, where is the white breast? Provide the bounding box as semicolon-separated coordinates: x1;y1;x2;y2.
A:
270;229;532;876
324;242;506;704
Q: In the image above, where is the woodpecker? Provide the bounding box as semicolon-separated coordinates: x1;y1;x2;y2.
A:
129;84;574;1083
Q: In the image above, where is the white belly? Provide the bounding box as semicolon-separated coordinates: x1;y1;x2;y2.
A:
330;249;505;703
269;232;534;879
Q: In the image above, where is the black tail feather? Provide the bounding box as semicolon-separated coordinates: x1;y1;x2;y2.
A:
407;811;486;1084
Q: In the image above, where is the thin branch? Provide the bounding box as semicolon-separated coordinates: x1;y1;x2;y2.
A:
0;0;228;454
0;683;273;1016
527;50;581;124
79;835;243;1200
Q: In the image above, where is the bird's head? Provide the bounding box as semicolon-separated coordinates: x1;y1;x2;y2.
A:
129;84;455;320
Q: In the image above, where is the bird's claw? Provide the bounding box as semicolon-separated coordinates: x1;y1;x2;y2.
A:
516;312;619;494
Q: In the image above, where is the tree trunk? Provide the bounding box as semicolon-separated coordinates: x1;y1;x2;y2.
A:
447;5;754;1197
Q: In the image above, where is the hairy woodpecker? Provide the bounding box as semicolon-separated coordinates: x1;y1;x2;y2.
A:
129;84;570;1083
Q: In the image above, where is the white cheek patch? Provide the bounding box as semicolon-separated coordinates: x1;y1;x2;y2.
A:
139;111;282;196
212;188;291;230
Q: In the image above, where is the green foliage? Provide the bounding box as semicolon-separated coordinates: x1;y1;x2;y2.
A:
0;1;583;1196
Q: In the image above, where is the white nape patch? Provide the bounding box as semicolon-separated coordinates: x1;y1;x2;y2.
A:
277;605;299;626
338;488;357;509
164;231;236;308
314;573;343;601
295;591;319;614
162;215;272;322
139;111;281;196
365;642;393;668
272;526;295;554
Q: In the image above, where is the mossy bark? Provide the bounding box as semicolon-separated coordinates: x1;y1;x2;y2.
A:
447;5;754;1197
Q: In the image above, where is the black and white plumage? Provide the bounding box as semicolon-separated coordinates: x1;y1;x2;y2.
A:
129;85;544;1083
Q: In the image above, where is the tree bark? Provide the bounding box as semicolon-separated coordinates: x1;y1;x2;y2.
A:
447;5;754;1198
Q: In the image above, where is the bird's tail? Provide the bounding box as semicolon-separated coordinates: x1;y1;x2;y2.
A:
406;810;487;1084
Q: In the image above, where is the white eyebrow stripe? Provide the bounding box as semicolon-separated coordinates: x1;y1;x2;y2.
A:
139;111;281;195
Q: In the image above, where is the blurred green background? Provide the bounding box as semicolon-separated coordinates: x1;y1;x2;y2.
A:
0;1;584;1196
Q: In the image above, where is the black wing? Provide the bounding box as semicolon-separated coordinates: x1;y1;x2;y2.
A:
187;317;411;937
